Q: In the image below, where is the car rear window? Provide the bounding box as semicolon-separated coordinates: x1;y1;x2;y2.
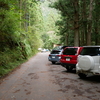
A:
63;48;78;55
80;47;100;56
51;50;61;54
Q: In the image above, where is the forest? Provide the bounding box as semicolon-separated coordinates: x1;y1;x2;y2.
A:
50;0;100;46
0;0;100;77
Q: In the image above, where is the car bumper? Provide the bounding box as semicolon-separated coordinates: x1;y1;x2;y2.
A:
61;63;76;68
48;57;60;62
76;65;100;75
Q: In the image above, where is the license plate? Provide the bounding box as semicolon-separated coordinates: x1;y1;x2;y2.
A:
66;58;70;61
52;56;55;58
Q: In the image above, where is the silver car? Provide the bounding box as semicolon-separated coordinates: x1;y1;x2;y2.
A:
48;46;68;64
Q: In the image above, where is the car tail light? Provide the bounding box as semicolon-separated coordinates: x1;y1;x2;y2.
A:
57;55;61;58
57;55;61;56
60;55;63;59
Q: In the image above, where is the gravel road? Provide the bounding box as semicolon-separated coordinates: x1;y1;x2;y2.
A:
0;52;100;100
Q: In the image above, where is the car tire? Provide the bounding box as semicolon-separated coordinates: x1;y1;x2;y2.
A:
78;73;87;79
52;61;56;64
66;66;73;72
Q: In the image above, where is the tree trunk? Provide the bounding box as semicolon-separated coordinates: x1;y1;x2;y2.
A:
81;0;87;46
73;0;79;46
94;0;100;45
87;0;94;45
65;33;68;45
18;0;22;29
23;1;29;31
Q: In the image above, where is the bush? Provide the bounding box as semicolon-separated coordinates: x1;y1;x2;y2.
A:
0;48;26;77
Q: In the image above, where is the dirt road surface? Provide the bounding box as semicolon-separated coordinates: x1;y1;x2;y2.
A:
0;52;100;100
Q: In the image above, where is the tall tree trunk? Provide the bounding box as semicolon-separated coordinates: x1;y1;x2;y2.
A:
94;0;100;45
81;0;87;45
23;1;29;31
87;0;94;45
19;0;22;30
65;33;68;45
73;0;79;46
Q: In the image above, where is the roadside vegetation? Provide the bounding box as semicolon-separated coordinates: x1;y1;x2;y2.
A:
0;0;43;77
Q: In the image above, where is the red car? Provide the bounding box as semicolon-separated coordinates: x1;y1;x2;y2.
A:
60;47;83;71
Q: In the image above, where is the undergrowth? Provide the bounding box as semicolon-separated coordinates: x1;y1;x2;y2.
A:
0;48;37;78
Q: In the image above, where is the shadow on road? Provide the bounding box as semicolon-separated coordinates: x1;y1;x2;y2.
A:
62;69;76;74
62;69;100;83
79;75;100;83
52;63;61;65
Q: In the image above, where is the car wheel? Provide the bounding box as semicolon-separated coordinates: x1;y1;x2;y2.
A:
52;61;56;64
78;73;87;79
66;66;73;72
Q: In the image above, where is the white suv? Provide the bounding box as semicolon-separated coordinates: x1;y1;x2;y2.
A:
76;46;100;78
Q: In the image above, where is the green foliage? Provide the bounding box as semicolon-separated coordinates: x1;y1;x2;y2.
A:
0;0;21;51
0;0;44;77
49;0;75;45
0;48;25;77
50;0;100;46
40;0;61;49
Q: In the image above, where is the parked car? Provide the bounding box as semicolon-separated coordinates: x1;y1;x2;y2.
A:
48;46;68;64
41;49;47;52
60;47;83;71
41;49;49;52
76;46;100;78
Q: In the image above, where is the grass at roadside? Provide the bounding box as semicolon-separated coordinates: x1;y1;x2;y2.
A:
0;48;38;78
